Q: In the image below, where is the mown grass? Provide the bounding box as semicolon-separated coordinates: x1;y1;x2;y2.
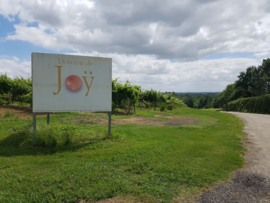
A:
0;107;245;203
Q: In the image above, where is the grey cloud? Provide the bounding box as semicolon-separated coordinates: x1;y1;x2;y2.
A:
1;0;270;61
97;0;194;26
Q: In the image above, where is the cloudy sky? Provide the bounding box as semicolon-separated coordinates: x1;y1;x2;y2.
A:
0;0;269;92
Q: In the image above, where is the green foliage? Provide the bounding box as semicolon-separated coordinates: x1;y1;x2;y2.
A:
215;84;237;107
10;76;32;105
223;94;270;114
159;103;166;111
112;78;140;112
173;93;218;109
164;95;187;110
217;58;270;113
233;58;270;99
112;79;185;112
142;89;159;103
0;74;12;95
4;111;15;118
141;89;166;109
184;96;195;108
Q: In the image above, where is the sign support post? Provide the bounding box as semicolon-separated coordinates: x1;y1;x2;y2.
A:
108;112;111;135
47;113;50;125
33;113;36;144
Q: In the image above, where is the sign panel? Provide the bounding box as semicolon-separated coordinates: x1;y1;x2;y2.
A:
32;53;112;112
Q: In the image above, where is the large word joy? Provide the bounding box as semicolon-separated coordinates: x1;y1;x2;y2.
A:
53;66;94;96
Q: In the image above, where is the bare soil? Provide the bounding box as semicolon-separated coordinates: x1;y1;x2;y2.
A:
68;115;198;126
0;104;48;119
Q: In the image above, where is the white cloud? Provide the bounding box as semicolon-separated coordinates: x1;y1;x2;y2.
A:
0;53;262;92
0;57;31;78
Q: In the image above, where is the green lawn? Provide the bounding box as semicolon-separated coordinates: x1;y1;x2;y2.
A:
0;106;245;203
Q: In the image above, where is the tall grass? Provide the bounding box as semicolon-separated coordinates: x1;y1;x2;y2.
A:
19;124;108;148
4;111;15;117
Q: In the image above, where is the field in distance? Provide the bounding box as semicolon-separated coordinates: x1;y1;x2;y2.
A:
0;104;245;203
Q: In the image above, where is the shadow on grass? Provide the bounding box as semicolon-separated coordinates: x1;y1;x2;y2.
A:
0;130;107;157
112;109;137;115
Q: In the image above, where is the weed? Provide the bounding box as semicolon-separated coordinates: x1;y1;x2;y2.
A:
4;111;15;117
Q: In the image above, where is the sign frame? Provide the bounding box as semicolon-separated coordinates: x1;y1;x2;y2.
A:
31;53;112;143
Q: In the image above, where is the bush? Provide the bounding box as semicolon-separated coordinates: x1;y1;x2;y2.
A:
159;103;166;111
164;93;187;108
167;104;173;110
223;94;270;114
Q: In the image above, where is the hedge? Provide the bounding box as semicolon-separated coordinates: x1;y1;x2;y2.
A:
223;94;270;114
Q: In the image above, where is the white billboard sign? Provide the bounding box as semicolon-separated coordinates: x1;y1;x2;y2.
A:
32;53;112;113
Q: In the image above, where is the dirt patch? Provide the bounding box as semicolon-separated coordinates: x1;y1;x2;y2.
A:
68;115;197;126
0;104;48;119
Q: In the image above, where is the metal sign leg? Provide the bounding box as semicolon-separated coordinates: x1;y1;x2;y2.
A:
33;113;36;144
108;112;111;135
47;113;50;125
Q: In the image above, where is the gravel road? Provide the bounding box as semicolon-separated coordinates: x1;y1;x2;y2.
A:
198;112;270;203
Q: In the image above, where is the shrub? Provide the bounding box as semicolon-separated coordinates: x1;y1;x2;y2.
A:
167;104;173;110
164;93;187;108
223;94;270;114
159;103;166;111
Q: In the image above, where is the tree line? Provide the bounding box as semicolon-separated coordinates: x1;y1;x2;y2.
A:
173;58;270;109
216;58;270;107
172;92;219;109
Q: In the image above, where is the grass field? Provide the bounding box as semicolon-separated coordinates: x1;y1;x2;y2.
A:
0;104;245;203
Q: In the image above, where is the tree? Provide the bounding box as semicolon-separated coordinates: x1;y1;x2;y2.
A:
234;59;270;98
184;96;195;108
216;84;236;107
234;66;256;98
